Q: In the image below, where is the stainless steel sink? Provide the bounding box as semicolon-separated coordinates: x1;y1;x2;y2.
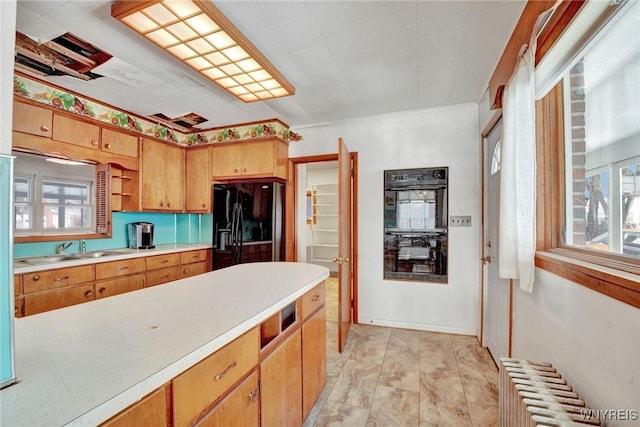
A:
15;255;76;265
16;250;128;265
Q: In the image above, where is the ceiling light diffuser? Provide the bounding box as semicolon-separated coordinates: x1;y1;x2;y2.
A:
111;0;295;102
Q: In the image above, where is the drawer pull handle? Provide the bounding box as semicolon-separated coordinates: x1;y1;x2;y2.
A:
104;143;111;149
312;295;320;302
161;275;169;279
249;389;258;403
40;125;49;132
53;276;70;281
192;255;199;259
84;290;93;297
118;266;128;271
161;260;169;264
213;361;237;381
32;274;40;281
99;287;106;293
91;140;98;146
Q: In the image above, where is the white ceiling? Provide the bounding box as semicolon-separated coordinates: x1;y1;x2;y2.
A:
15;0;525;129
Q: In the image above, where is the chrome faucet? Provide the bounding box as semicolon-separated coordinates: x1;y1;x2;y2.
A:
80;240;86;254
55;241;74;254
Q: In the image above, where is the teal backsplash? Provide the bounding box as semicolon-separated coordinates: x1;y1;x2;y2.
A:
14;212;213;258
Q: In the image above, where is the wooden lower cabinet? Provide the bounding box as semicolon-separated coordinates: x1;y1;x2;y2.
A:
195;370;259;427
302;306;327;419
96;273;145;299
260;330;303;427
100;385;170;427
181;261;208;278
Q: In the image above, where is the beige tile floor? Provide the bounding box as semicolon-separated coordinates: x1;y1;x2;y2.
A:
305;278;499;427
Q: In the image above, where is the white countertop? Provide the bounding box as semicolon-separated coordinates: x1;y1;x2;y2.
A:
1;262;329;426
14;243;212;274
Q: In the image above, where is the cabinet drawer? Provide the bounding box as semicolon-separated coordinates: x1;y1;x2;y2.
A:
180;250;208;265
146;266;181;287
24;283;95;316
173;328;259;427
52;114;100;150
146;253;180;271
195;370;259;427
22;265;95;294
96;258;145;280
181;261;208;278
96;273;145;299
300;281;326;320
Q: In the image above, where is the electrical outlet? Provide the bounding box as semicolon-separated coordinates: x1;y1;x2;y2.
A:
450;215;472;227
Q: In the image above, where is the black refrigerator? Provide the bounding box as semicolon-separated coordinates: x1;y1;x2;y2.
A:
212;182;284;270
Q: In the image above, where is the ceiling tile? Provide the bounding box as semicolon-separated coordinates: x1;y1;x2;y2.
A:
418;31;465;65
318;19;374;58
363;1;418;33
303;1;365;30
244;0;310;28
371;26;418;60
266;16;325;55
417;1;473;39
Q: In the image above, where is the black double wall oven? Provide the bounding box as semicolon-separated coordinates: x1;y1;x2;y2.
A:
384;167;448;282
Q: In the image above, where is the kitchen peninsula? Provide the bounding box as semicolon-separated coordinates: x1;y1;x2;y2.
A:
1;262;329;426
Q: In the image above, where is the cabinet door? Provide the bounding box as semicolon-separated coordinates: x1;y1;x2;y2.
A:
186;148;211;212
210;144;242;177
96;273;145;299
52;114;100;150
164;143;185;211
260;330;302;427
100;386;169;427
101;128;139;158
181;261;208;278
195;370;259;427
141;138;167;210
12;101;52;137
302;307;326;419
242;141;274;176
23;283;95;316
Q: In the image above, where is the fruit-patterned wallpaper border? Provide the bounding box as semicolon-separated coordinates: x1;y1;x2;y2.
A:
13;73;302;146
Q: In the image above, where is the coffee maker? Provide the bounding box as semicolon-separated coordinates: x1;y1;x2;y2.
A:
127;222;155;249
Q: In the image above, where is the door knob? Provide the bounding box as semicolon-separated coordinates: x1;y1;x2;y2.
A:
481;255;493;265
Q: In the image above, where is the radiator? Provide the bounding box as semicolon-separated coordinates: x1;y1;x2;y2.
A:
499;358;603;426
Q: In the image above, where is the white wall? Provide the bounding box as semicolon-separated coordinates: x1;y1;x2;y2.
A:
513;269;640;426
291;104;481;335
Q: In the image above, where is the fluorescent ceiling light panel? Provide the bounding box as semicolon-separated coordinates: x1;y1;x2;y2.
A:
112;0;295;102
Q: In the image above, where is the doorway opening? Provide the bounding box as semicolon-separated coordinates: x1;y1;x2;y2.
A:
287;149;358;352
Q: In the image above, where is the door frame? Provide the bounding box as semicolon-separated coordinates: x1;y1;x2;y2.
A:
480;110;513;357
285;153;359;324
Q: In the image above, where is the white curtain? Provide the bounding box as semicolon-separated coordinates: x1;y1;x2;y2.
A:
499;42;537;293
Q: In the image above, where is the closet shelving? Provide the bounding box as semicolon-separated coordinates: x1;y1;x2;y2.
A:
308;183;338;272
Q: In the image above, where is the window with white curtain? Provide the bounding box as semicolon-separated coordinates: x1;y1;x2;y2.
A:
562;0;640;259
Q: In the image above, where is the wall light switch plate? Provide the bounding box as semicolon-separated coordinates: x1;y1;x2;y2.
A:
450;215;472;227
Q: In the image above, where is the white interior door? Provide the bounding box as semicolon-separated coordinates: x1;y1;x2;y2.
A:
483;119;511;365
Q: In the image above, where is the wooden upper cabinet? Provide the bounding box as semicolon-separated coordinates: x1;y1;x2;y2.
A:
210;138;288;181
52;114;100;150
165;143;185;211
12;101;52;137
185;147;211;212
141;138;185;212
101;128;139;158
